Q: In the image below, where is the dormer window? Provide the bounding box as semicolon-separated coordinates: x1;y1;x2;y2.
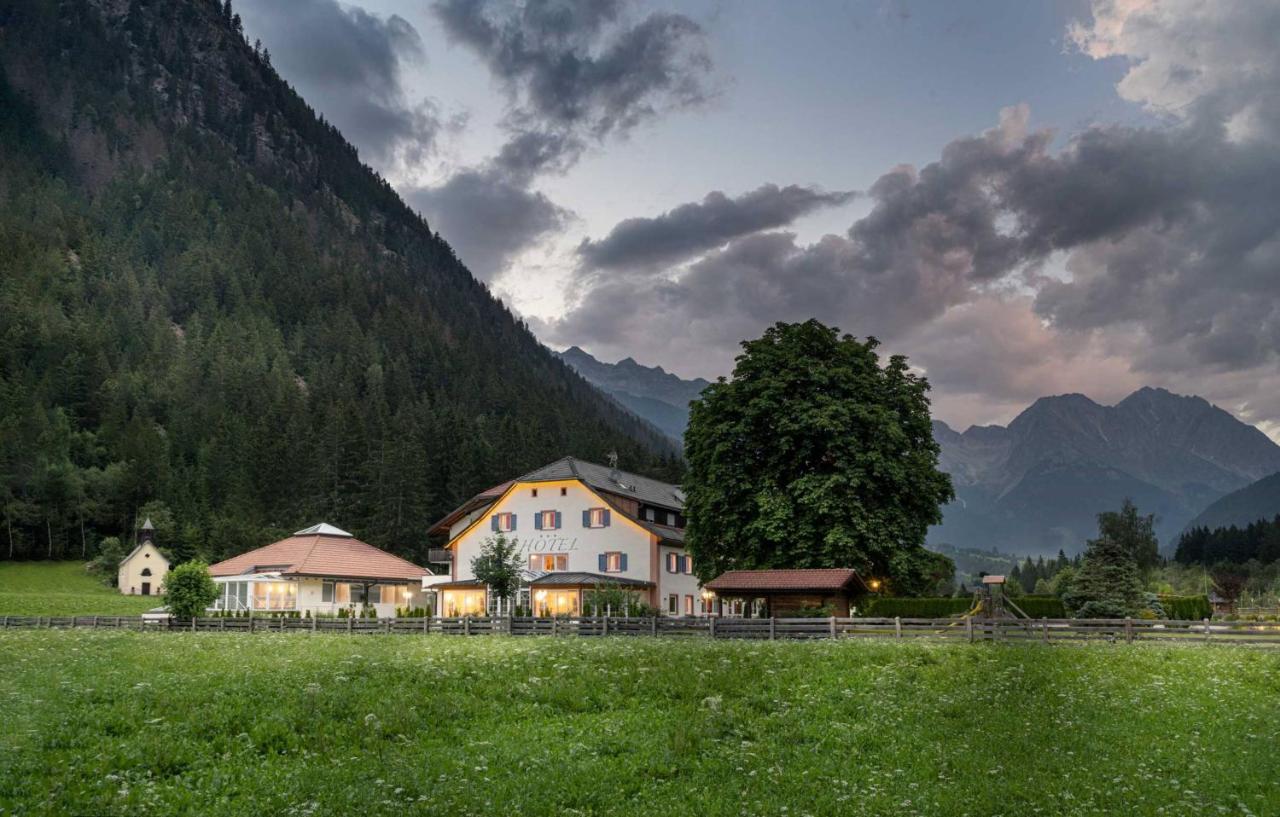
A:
644;508;656;522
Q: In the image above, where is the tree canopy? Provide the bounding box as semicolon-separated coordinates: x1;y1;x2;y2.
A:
1063;501;1148;618
470;534;523;604
164;561;219;618
683;320;954;595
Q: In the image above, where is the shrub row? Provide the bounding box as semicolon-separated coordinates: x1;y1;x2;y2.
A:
862;597;972;618
1157;594;1212;621
862;595;1067;618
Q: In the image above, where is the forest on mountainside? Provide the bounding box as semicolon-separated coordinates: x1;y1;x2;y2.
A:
0;0;679;565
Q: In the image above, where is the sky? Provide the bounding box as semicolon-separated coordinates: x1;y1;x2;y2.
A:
238;0;1280;437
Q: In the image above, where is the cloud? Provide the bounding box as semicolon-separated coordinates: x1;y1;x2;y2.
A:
239;0;442;172
406;168;572;282
417;0;716;281
576;184;856;275
548;0;1280;430
431;0;712;147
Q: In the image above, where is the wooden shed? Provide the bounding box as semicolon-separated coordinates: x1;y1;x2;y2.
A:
705;569;866;617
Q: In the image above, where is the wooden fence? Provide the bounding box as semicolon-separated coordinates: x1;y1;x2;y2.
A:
4;614;1280;644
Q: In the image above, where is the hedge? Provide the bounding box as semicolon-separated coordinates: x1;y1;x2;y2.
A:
1158;594;1212;621
861;597;972;618
861;595;1067;619
1010;596;1066;618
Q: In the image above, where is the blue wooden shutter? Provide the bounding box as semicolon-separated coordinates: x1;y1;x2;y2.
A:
555;511;562;529
620;553;628;572
509;513;517;531
582;509;591;527
490;515;499;532
534;513;543;531
598;553;607;572
602;509;611;527
681;555;690;573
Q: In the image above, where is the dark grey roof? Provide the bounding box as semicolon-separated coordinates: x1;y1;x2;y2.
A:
639;522;685;544
528;572;652;587
519;457;684;511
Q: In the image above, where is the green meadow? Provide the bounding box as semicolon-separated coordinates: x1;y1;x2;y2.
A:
1;632;1277;816
0;561;160;616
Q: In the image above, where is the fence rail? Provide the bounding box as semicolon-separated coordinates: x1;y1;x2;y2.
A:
4;613;1280;644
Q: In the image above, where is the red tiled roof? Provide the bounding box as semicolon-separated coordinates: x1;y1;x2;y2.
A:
208;532;429;582
705;568;862;593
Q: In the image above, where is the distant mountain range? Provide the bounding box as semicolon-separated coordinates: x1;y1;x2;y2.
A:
557;347;710;442
558;344;1280;557
1185;472;1280;532
931;388;1280;555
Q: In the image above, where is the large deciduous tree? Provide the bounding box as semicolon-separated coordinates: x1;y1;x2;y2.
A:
470;533;524;609
683;320;954;595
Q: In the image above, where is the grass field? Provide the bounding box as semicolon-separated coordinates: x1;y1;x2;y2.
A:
1;633;1277;816
0;561;161;616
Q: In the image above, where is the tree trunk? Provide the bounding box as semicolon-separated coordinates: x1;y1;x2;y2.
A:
47;517;53;559
6;513;13;560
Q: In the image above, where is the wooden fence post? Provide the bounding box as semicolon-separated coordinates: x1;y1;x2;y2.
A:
651;616;658;637
551;617;557;637
1042;620;1050;644
710;616;717;639
894;617;902;639
769;617;776;640
248;617;255;634
347;615;353;634
1203;618;1211;643
192;617;197;632
1124;618;1134;644
311;616;317;634
424;616;429;635
603;615;609;637
464;617;471;637
828;616;836;639
966;616;974;643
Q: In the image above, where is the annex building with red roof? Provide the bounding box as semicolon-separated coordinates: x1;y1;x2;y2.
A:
207;523;431;616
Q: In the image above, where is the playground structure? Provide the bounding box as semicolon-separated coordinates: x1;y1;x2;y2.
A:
970;574;1032;619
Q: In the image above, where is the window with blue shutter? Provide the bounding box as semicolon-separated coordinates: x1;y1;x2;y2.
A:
554;511;562;529
619;553;628;571
491;515;499;532
534;513;543;531
602;509;611;527
509;513;517;531
582;509;591;528
598;554;608;572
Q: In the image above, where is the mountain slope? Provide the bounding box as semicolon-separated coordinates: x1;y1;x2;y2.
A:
1185;472;1280;532
930;388;1280;555
557;346;710;441
0;0;678;564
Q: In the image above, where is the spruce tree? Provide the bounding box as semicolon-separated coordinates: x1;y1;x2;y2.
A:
1064;503;1148;618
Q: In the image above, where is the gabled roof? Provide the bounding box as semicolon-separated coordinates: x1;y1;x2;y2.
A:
208;524;429;582
120;539;169;567
519;457;684;512
427;480;514;536
705;569;863;593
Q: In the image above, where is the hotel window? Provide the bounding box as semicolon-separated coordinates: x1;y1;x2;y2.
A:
560;487;568;496
535;510;561;530
531;488;538;497
583;507;610;528
530;553;568;572
684;595;694;616
322;581;334;603
683;555;693;575
668;594;679;614
666;552;679;573
491;512;516;532
600;552;625;573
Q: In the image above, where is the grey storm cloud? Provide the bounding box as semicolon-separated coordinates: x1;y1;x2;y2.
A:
576;184;856;275
431;0;711;145
239;0;440;171
406;168;571;283
419;0;715;280
548;0;1280;431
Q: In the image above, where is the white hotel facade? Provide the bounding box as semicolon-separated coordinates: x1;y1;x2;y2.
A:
428;457;704;617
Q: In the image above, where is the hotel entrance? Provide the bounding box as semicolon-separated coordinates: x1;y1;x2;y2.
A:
533;588;579;617
441;588;487;617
